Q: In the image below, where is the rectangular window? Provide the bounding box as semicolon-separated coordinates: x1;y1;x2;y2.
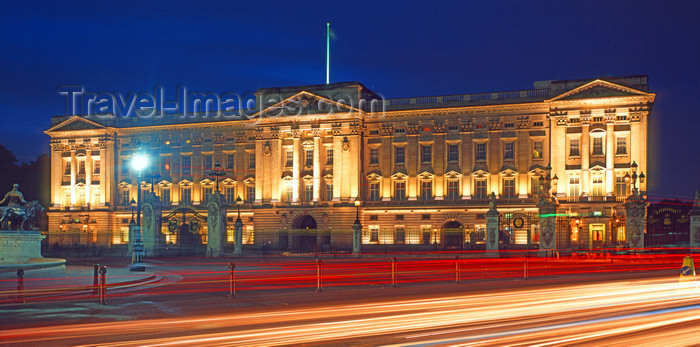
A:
204;155;212;171
369;225;379;243
182;156;191;175
65;161;72;176
226;187;235;204
286;182;294;202
616;137;627;155
227;154;234;170
93;159;100;175
370;148;379;165
503;178;515;198
181;187;191;205
475;143;486;161
394;226;405;244
569;177;580;197
285;150;293;167
448;144;459;162
369;183;380;201
475;179;487;200
304;183;313;202
420;181;432;200
78;160;85;175
531;176;543;196
591;176;603;196
161;188;170;205
615;176;628;197
394;181;406;201
203;187;212;204
421;145;432;164
504;142;515;160
447;180;460;200
247;185;255;203
120;189;130;206
326;148;333;165
325;183;333;201
395;147;405;165
570;138;580;157
162;157;170;173
249;153;256;169
593;137;604;156
121;159;128;174
305;149;313;166
533;141;543;159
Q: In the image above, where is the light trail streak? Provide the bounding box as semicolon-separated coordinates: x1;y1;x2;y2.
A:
2;276;699;346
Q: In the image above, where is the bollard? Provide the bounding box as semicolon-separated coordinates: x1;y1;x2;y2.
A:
16;269;24;304
92;264;99;295
315;258;323;292
391;257;398;287
455;255;461;284
99;265;107;305
524;256;528;279
228;262;236;297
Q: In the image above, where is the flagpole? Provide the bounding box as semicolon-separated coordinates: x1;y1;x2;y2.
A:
326;22;330;85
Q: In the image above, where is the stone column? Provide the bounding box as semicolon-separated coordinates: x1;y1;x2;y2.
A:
581;121;590;196
313;136;321;202
624;190;646;250
141;191;163;257
292;138;300;203
605;122;615;195
538;199;558;256
486;192;499;255
689;191;700;253
206;190;227;257
352;221;362;257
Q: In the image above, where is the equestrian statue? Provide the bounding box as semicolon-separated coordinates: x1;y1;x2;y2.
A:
0;183;44;231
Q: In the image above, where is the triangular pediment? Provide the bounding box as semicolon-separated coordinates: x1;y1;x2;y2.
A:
46;116;107;133
252;91;360;118
548;79;651;102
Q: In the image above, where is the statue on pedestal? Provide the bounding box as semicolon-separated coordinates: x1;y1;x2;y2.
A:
0;184;43;231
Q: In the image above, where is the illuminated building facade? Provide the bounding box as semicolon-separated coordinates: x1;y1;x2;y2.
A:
45;76;654;254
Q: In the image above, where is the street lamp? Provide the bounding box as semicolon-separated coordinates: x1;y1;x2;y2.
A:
130;151;148;269
235;195;243;220
131;153;149;227
233;195;243;256
209;161;226;192
130;198;136;224
352;200;362;256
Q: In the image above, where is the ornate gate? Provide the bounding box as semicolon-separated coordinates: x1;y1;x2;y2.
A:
161;208;208;257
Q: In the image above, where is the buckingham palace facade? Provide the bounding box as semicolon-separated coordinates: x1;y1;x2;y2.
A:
45;75;654;255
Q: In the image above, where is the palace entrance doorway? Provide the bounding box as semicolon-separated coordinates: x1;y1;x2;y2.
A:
442;220;464;249
291;215;318;252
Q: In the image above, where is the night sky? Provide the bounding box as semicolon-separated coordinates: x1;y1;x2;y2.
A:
1;1;698;201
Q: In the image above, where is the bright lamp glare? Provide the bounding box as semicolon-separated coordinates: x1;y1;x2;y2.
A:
131;153;149;171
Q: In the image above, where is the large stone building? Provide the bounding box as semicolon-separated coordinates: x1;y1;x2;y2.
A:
45;76;654;255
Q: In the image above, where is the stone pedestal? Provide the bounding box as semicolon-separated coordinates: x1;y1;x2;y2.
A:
233;217;243;256
623;191;646;250
141;192;163;258
690;191;700;253
206;191;227;257
538;199;558;257
352;222;362;257
486;211;500;256
0;231;44;263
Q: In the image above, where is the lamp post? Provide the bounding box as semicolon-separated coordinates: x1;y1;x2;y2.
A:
627;161;646;195
130;152;149;270
234;195;243;256
146;169;161;194
352;200;362;257
209;161;226;192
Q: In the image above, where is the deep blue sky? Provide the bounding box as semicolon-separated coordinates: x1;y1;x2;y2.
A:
1;1;698;201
